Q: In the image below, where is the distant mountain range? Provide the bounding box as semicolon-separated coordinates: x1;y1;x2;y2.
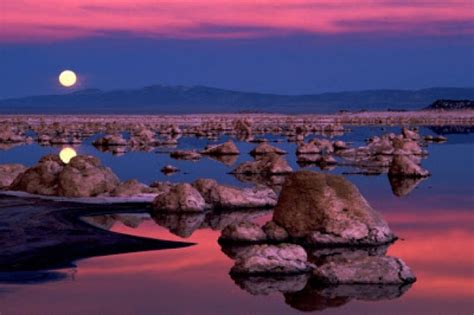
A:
0;85;473;114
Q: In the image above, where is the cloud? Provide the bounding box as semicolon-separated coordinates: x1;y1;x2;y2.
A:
1;0;473;42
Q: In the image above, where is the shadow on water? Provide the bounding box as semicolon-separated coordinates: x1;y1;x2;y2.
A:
0;195;193;277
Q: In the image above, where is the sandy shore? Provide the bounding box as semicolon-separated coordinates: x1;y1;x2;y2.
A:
1;110;474;126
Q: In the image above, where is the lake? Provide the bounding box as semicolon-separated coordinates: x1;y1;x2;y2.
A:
0;126;473;314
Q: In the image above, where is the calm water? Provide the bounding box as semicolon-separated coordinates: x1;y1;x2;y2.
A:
0;126;473;315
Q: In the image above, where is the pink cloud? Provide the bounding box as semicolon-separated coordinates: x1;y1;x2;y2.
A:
2;0;473;42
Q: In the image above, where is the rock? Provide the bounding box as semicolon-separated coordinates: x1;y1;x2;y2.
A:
402;128;420;141
93;134;127;147
220;221;267;242
57;155;120;197
230;244;312;274
192;178;277;209
392;137;426;156
262;221;289;242
296;142;321;155
231;154;293;175
170;150;202;160
10;154;120;197
201;140;240;156
0;164;27;189
161;165;179;175
10;154;65;196
111;179;153;197
273;171;395;245
313;256;416;284
333;140;348;151
152;183;206;212
250;143;286;156
388;155;430;178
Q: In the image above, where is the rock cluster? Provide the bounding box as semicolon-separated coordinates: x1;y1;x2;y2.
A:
152;178;277;212
10;154;120;197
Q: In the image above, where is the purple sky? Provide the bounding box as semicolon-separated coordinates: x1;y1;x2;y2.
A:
1;0;473;98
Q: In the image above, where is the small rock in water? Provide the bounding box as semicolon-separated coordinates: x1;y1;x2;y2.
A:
161;164;179;175
220;221;267;242
170;150;202;160
231;154;293;175
201;140;240;156
152;183;206;212
230;244;312;275
313;256;416;284
250;143;287;156
388;155;430;178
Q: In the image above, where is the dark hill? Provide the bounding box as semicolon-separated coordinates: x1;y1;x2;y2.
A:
1;85;473;114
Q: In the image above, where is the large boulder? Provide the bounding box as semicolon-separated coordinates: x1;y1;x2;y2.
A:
231;154;293;175
250;143;286;156
273;171;395;245
201;140;240;156
152;183;206;212
230;244;312;274
0;164;27;189
192;178;277;209
313;256;416;284
57;155;120;197
10;154;65;196
10;154;120;197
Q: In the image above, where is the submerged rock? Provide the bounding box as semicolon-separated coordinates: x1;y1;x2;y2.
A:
313;256;416;284
201;140;240;156
152;183;206;212
388;155;430;178
0;164;27;189
273;171;395;246
231;154;293;175
230;244;312;275
192;178;277;209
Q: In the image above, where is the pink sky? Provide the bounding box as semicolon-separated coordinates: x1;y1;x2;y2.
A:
2;0;473;42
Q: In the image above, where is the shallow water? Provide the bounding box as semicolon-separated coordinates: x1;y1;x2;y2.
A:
0;126;473;314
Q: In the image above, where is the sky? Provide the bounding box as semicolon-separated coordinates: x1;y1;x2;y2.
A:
1;0;473;98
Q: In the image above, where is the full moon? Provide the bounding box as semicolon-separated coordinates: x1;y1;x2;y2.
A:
58;70;77;87
59;147;77;164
